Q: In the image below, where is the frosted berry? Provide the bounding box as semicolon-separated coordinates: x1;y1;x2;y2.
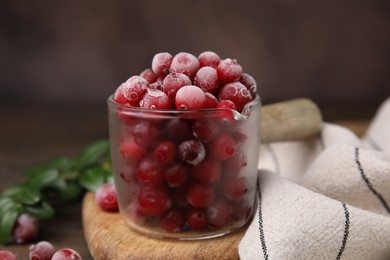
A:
193;119;220;143
193;159;223;183
224;153;247;176
240;72;257;99
113;84;128;105
120;138;146;164
175;85;206;110
139;89;172;110
204;92;218;109
223;177;248;200
170;52;200;79
29;241;56;260
187;183;215;207
152;52;173;76
140;68;158;84
154;140;177;165
164;162;190;188
178;139;206;166
160;209;186;232
0;251;17;260
136;157;164;185
217;58;243;84
162;72;192;101
12;214;39;244
210;133;237;160
218;82;252;112
186;208;207;230
207;200;232;228
132;120;160;147
198;51;220;68
194;66;219;93
51;248;81;260
95;183;118;212
138;186;171;216
118;76;149;107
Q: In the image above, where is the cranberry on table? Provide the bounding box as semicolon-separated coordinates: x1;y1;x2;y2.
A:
0;250;17;260
51;248;82;260
29;241;56;260
12;214;39;244
95;183;119;212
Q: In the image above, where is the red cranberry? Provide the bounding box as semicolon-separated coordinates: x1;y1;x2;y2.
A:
218;82;252;112
29;241;56;260
170;52;200;79
224;153;247;177
194;66;219;94
204;92;218;108
210;133;237;160
216;100;237;120
187;183;215;207
136;157;164;185
193;119;220;143
186;208;207;230
193;159;222;183
152;52;173;76
139;88;172;110
12;214;39;244
240;72;257;99
140;68;158;84
113;84;128;105
119;76;150;107
154;140;177;165
198;51;220;68
120;138;146;164
172;188;190;208
138;186;171;216
162;72;192;101
178;139;206;166
132;120;160;147
223;176;248;200
95;183;119;212
232;201;253;222
164;118;193;141
175;85;206;110
0;251;17;260
164;162;190;188
160;209;186;232
51;248;81;260
217;58;243;84
207;200;233;228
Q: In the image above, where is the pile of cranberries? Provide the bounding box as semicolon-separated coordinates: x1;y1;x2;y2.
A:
111;51;258;235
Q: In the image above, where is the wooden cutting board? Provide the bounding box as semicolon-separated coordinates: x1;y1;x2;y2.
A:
82;192;247;260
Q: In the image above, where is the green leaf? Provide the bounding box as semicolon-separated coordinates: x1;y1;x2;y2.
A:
28;168;59;189
74;140;110;169
47;157;74;170
79;167;105;192
0;197;17;216
24;201;54;219
1;185;41;205
58;182;83;202
0;205;19;244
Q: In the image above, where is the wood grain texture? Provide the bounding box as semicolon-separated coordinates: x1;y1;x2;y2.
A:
82;193;246;260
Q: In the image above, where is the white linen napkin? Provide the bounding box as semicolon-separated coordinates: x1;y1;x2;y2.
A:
239;97;390;260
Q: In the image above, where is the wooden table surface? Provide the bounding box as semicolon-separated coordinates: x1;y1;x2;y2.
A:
0;102;374;259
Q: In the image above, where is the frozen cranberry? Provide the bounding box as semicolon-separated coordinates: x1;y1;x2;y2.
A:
217;99;236;110
223;176;248;200
218;82;252;112
178;139;206;166
210;133;237;160
164;118;193;141
139;88;172;110
204;92;218;109
120;138;146;164
186;208;207;230
193;119;220;143
160;209;186;232
136;157;164;185
198;51;220;68
187;183;215;207
170;52;200;79
154;140;177;165
152;52;173;76
29;241;56;260
232;202;252;222
0;251;17;260
216;100;236;121
140;68;158;84
217;58;243;84
118;76;150;107
51;248;81;260
149;82;163;90
193;159;222;183
113;84;128;105
162;73;192;101
224;153;247;176
132;120;160;147
240;72;257;99
194;66;219;94
172;188;190;208
138;186;171;216
95;183;118;212
175;85;206;110
12;214;39;244
207;200;233;228
164;162;190;188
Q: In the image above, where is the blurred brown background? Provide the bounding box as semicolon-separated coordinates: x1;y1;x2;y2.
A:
0;0;389;119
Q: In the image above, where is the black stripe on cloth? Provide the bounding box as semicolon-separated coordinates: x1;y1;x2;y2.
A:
355;147;390;214
257;186;269;260
265;145;280;174
336;203;350;260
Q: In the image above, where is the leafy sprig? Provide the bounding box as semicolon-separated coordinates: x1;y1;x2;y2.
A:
0;139;112;245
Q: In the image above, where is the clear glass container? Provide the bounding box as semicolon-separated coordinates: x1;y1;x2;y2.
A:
107;95;260;240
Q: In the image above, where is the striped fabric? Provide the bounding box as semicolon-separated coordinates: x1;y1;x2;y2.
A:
239;98;390;260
